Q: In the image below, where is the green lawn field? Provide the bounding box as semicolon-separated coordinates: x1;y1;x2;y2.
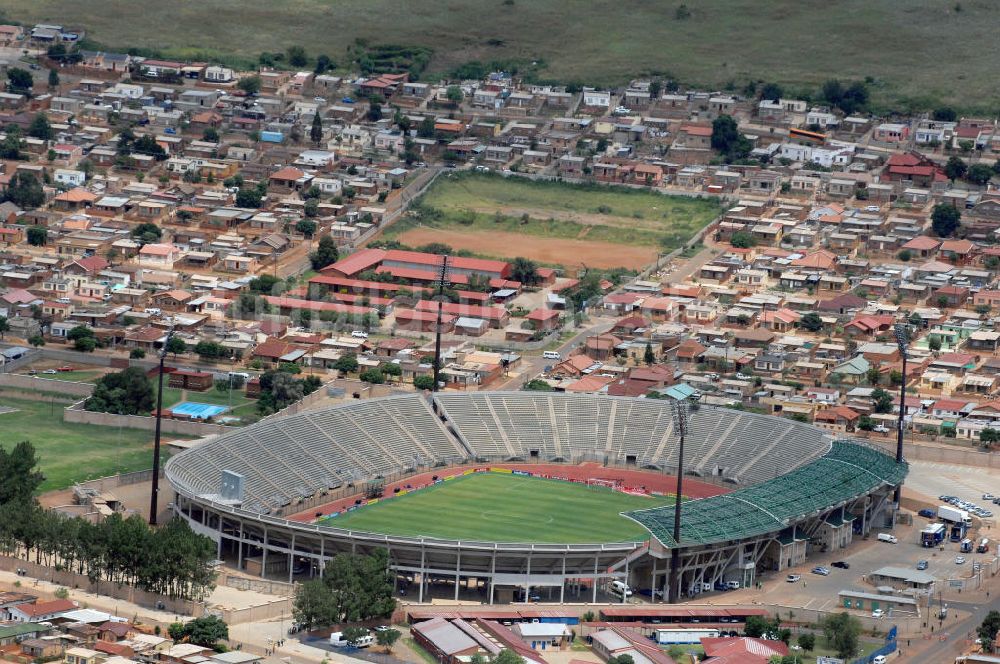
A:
388;174;720;267
0;396;178;491
323;472;672;543
153;383;257;419
6;0;999;110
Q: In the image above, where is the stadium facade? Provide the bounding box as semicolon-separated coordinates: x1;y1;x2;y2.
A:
165;393;907;602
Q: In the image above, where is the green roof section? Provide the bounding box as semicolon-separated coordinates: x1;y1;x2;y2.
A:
625;441;908;549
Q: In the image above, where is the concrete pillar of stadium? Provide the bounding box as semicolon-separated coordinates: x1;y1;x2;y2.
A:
287;533;295;584
560;558;566;603
237;521;244;570
261;528;268;579
454;550;461;601
592;557;598;603
418;547;426;603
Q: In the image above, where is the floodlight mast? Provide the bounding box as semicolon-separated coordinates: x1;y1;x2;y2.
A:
892;323;908;503
667;400;687;603
150;322;175;525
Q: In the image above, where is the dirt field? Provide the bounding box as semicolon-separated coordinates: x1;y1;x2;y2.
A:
393;227;658;270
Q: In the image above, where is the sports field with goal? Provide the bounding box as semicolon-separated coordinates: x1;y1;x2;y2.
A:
322;473;674;543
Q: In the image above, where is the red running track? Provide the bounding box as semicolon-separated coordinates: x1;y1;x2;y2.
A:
287;461;729;523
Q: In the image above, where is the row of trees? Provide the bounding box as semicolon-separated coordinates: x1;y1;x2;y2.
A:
257;367;322;414
0;441;216;600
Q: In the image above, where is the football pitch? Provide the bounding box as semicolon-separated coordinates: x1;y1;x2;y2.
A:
322;472;674;543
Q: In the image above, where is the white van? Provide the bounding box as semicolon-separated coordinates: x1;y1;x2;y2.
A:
329;632;347;647
609;580;632;597
877;533;898;544
872;656;887;664
543;351;562;360
725;580;741;590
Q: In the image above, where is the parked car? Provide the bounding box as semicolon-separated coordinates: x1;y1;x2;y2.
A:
831;561;850;569
811;566;830;576
872;425;890;433
918;508;937;518
956;556;967;564
872;609;885;619
985;493;995;501
917;560;929;570
42;369;57;374
56;366;75;372
786;574;801;583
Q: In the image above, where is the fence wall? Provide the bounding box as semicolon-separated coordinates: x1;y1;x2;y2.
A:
0;373;95;397
64;401;232;436
217;570;295;597
0;555;203;616
869;438;1000;469
212;597;295;625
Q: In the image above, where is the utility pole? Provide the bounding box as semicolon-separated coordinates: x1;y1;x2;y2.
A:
149;323;174;525
668;400;688;603
892;323;908;503
432;255;449;391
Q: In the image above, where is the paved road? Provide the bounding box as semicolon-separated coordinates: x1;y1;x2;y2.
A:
492;319;615;390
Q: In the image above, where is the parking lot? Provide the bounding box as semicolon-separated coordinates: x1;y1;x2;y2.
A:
747;513;982;615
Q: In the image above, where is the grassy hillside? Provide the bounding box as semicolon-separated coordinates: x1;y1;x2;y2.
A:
7;0;999;109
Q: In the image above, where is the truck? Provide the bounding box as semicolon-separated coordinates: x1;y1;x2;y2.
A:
921;523;947;547
938;505;972;525
978;538;990;553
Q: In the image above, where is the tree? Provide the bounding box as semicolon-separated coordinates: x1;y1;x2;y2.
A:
524;379;553;391
510;257;539;285
933;107;957;122
178;615;229;648
945;156;968;182
929;335;942;351
333;353;359;374
931;203;961;237
310;110;323;145
980;611;1000;653
871;387;894;414
414;375;435;390
6;68;32;95
310;235;339;270
296;219;318;237
257;370;307;414
314;54;332;74
644;342;655;365
360;368;385;384
417;115;436;138
744;615;774;638
0;441;45;503
286;45;308;67
132;222;163;245
711;114;749;159
822;612;861;660
68;324;95;350
84;367;155;415
494;650;525;664
27;114;52;141
165;336;187;357
0;127;24;160
968;163;994;186
897;248;912;262
367;100;383;122
130;348;146;359
293;549;395;627
299;198;318;219
0;316;8;340
194;341;227;360
376;628;401;652
382;363;402;382
4;172;44;209
26;226;47;246
237;75;261;95
981;428;1000;447
799;312;823;332
235;188;263;208
28;335;45;347
858;415;876;431
446;85;464;105
760;82;783;101
48;68;59;88
730;231;755;249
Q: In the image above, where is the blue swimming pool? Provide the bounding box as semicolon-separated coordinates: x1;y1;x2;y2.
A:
171;402;228;419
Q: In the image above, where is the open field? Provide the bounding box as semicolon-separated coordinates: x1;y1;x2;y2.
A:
386;174;719;267
321;472;673;543
0;396;177;491
6;0;1000;109
393;227;658;270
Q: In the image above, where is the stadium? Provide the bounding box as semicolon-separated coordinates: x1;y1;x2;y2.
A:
164;392;908;603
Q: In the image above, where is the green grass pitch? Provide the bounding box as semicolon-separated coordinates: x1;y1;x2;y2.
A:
322;472;674;543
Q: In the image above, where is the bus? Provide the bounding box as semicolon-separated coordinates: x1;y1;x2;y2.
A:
977;538;990;553
921;523;946;547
